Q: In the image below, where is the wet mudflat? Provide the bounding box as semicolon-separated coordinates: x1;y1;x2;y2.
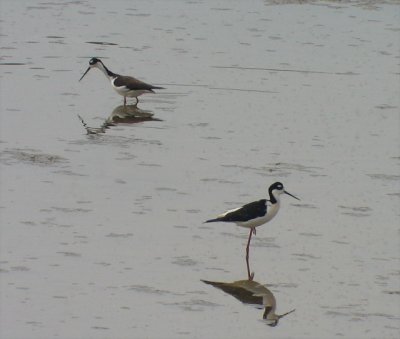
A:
0;1;399;338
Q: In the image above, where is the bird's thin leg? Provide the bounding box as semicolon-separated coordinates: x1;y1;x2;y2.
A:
246;257;253;281
246;228;253;261
124;97;127;106
135;97;139;106
246;228;254;280
246;253;254;281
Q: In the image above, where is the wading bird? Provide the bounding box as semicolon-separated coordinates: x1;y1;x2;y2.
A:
205;182;299;274
79;57;164;106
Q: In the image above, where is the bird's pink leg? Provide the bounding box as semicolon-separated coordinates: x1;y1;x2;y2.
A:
246;228;255;280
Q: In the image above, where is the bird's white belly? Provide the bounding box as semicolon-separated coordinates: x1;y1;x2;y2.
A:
237;203;279;228
112;85;149;98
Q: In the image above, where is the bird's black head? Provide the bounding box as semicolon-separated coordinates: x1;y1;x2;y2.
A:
270;182;284;191
89;57;101;66
79;58;103;81
268;182;284;199
268;182;300;203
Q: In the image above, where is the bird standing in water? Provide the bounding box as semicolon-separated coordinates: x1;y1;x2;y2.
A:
205;182;299;278
79;57;164;106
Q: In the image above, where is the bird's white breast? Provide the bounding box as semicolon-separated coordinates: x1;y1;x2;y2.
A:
237;201;280;228
111;78;151;98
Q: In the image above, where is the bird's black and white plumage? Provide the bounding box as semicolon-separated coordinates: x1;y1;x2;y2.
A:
205;199;270;228
79;57;164;105
205;182;299;274
205;182;299;229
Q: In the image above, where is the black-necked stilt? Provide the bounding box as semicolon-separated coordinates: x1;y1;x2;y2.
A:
79;57;164;106
202;279;295;326
205;182;299;270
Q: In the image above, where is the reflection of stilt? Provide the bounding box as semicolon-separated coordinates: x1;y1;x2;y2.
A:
77;114;109;134
105;104;155;124
246;227;256;280
123;96;139;106
202;279;295;326
77;105;161;135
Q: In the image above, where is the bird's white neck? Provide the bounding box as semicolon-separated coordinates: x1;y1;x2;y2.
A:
95;62;116;80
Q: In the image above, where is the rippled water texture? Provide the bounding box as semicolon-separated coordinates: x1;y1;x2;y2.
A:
1;1;399;338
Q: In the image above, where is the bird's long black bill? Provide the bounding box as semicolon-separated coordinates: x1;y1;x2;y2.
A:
284;191;300;200
79;67;91;81
278;309;296;319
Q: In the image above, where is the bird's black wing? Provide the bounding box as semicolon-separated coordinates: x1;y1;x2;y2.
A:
206;199;267;223
114;75;164;91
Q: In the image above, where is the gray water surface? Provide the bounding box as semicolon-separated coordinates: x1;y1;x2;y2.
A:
1;1;399;338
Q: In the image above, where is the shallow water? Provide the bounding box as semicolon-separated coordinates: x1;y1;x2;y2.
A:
1;1;399;338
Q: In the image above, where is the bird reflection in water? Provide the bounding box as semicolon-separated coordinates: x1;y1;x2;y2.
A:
202;278;295;326
78;104;161;134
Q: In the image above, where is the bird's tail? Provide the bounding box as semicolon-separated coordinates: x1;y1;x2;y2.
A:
204;218;221;223
151;86;165;90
